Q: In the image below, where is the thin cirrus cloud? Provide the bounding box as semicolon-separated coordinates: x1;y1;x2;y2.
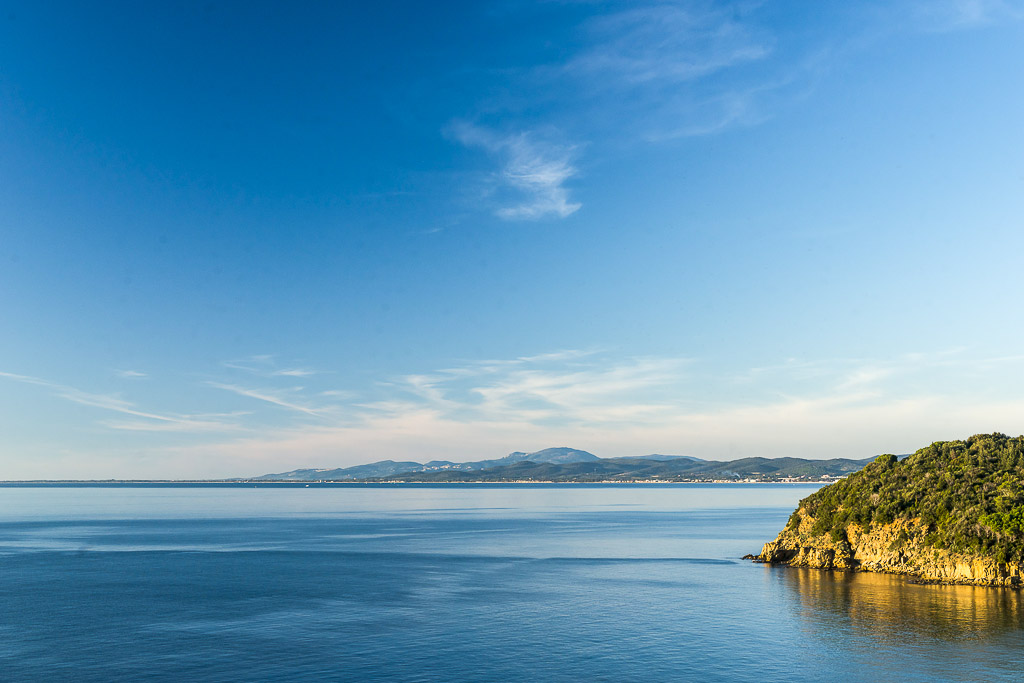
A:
222;354;319;378
447;0;1020;220
562;3;771;87
206;382;323;417
447;1;781;220
449;122;581;220
7;348;1024;476
909;0;1024;31
114;369;148;379
551;0;783;142
353;352;698;436
157;348;1024;473
160;351;703;469
0;370;237;433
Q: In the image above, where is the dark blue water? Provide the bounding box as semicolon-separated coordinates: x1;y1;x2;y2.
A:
1;484;1021;682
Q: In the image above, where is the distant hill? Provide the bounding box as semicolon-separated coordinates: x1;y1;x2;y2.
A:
628;454;705;462
259;460;426;481
254;448;872;482
504;447;601;464
372;455;872;483
255;447;602;481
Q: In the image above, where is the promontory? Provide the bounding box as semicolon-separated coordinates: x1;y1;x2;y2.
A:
750;433;1024;586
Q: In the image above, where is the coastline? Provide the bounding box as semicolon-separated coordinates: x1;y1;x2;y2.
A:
0;479;834;486
750;511;1024;588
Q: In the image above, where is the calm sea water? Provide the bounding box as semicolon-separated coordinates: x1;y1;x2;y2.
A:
1;483;1021;682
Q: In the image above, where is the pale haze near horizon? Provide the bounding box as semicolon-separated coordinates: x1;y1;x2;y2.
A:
1;1;1023;479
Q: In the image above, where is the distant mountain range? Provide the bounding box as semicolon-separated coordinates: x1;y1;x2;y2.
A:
253;447;873;482
256;447;673;480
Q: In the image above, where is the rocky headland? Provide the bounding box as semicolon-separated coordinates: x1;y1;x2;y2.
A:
750;433;1024;587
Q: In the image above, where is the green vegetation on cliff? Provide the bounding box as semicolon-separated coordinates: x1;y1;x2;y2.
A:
794;433;1024;563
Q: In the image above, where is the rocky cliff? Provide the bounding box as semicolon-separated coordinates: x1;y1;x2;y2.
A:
749;433;1024;587
753;507;1024;587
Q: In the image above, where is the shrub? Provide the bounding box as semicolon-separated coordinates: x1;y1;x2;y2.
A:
791;434;1024;560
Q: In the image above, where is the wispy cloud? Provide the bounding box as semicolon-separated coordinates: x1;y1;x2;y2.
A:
222;354;319;378
207;382;323;416
13;347;1024;477
160;347;1024;471
102;410;251;433
449;0;1022;217
0;370;238;433
450;123;581;220
910;0;1024;31
367;347;658;423
564;3;771;86
446;1;783;217
496;135;581;220
550;2;816;142
462;356;689;424
114;369;148;379
320;389;358;399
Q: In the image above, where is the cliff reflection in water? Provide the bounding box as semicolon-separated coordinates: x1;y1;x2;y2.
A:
777;566;1024;642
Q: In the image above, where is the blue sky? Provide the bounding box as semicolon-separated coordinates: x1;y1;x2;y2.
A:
2;0;1023;478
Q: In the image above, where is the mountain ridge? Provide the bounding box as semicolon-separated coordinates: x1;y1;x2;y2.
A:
254;448;871;482
255;447;603;481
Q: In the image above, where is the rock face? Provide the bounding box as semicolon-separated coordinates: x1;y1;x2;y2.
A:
754;508;1024;587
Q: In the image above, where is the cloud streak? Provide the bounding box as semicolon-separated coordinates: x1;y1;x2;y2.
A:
8;348;1024;477
446;1;789;218
114;369;148;379
207;382;323;416
0;370;238;433
449;0;1018;217
159;348;1024;473
450;123;581;220
222;354;320;378
910;0;1024;31
564;3;771;86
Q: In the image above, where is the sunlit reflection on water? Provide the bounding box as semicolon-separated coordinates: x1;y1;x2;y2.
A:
780;566;1023;638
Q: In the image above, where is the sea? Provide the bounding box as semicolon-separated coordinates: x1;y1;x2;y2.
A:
0;483;1021;682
